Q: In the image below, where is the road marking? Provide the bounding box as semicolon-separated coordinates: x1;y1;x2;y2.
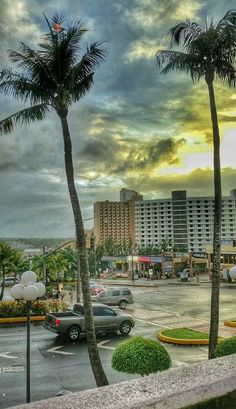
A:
97;340;115;350
0;352;19;359
0;366;24;373
46;346;75;355
134;318;171;329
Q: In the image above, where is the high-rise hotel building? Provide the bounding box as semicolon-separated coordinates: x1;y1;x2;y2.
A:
94;190;144;246
94;189;236;251
135;190;236;252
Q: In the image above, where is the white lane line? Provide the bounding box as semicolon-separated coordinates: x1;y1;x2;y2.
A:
134;318;171;329
0;366;24;373
46;346;75;355
97;340;115;350
0;352;19;359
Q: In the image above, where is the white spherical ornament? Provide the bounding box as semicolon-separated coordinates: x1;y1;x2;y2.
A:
21;271;37;286
11;284;25;300
229;266;236;280
34;282;46;298
23;285;39;301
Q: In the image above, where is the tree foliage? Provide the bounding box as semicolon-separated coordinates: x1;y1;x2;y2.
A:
156;8;236;359
112;336;171;376
0;14;108;386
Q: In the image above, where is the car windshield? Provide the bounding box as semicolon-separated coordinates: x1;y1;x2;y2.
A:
98;290;108;296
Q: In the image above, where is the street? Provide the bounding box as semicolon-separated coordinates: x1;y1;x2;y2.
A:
0;284;236;408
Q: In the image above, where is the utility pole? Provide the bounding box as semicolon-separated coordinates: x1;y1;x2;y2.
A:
42;246;46;282
131;248;134;281
94;242;97;278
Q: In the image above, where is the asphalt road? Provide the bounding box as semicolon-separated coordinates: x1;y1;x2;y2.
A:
1;284;236;409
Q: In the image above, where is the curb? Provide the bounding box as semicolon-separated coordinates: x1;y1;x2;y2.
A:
224;321;236;328
100;281;159;288
158;330;209;345
0;316;45;324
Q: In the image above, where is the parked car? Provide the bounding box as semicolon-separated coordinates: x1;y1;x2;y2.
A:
0;276;20;287
90;283;106;295
92;287;134;309
44;302;135;341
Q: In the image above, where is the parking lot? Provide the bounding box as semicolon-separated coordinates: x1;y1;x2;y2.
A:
1;284;236;408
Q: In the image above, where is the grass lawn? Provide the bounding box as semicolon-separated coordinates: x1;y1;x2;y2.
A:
162;328;209;340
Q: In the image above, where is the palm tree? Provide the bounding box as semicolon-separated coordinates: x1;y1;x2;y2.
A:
156;10;236;358
9;248;28;283
0;243;15;300
0;15;108;386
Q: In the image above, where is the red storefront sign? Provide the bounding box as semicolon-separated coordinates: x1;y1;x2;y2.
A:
138;256;151;263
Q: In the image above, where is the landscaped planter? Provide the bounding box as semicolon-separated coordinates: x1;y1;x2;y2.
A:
0;316;45;324
158;328;209;345
224;320;236;328
0;300;67;323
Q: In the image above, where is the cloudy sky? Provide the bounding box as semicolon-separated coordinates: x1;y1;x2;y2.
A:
0;0;236;237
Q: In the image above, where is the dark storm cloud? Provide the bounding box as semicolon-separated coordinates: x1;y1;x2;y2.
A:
113;137;186;174
124;167;236;199
80;134;186;176
0;0;236;237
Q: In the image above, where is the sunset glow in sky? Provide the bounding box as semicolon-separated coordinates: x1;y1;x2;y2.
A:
0;0;236;237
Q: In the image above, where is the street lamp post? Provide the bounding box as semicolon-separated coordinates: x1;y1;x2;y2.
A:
131;249;134;281
11;271;46;403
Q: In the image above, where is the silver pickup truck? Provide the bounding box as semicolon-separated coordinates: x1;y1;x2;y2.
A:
44;303;135;341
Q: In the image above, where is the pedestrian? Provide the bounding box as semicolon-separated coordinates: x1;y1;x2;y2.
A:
53;287;59;300
69;290;73;303
60;290;65;301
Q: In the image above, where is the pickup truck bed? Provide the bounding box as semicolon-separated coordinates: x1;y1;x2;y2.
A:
44;303;135;341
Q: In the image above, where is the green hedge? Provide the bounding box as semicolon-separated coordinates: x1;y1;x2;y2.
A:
112;336;171;376
0;300;68;318
214;336;236;358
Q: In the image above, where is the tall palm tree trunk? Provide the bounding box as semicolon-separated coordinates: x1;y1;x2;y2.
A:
0;265;5;301
206;79;222;359
58;109;108;386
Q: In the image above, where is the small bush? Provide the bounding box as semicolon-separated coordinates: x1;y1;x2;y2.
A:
112;336;171;376
214;336;236;358
0;300;68;318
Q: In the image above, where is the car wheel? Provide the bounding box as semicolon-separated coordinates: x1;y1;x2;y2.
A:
119;321;132;336
67;325;81;342
119;300;127;309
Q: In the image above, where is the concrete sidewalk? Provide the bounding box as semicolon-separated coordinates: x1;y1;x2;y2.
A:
97;275;208;287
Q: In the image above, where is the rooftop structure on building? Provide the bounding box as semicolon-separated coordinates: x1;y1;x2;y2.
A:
120;188;143;202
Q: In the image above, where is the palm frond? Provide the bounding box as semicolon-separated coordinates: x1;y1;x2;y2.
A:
215;60;236;84
157;49;203;82
70;73;94;103
0;104;50;135
64;43;107;89
8;43;57;87
218;9;236;28
170;20;204;47
0;68;49;104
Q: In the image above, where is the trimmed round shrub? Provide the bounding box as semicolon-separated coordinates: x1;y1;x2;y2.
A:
214;336;236;358
112;336;171;376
